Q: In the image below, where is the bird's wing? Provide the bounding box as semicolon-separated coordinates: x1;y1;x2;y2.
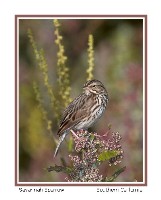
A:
57;93;90;136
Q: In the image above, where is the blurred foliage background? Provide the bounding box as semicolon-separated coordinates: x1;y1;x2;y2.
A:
19;18;143;182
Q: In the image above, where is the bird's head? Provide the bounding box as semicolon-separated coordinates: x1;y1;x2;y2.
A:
83;79;107;95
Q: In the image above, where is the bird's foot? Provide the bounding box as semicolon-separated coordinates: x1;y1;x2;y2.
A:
70;129;85;143
70;129;79;139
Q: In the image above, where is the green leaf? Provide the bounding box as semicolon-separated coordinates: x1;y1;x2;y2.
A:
103;166;126;182
61;157;67;167
98;150;120;161
45;165;73;174
67;135;73;152
89;133;95;141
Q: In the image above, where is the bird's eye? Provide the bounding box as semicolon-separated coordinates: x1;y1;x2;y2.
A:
92;85;96;88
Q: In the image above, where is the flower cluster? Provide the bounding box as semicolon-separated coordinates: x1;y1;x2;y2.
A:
105;132;124;166
66;130;123;182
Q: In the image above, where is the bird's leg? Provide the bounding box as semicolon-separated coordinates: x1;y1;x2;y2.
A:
70;129;79;139
70;129;85;143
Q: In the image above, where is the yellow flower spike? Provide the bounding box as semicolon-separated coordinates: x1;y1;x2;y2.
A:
47;120;52;131
27;29;40;61
53;19;60;27
53;19;72;109
87;34;95;81
33;82;53;136
28;29;60;128
38;50;59;118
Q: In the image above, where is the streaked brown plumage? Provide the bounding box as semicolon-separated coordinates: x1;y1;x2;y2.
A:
54;79;108;157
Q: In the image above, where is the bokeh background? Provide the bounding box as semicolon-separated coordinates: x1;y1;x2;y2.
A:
19;18;143;182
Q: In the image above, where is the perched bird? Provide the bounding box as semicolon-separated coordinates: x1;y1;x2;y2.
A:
54;79;109;157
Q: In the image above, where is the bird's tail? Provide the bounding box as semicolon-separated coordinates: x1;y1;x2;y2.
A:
54;132;67;157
